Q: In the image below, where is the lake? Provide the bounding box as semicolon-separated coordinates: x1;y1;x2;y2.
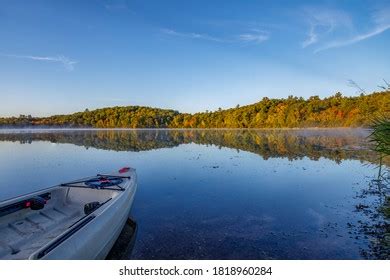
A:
0;128;388;259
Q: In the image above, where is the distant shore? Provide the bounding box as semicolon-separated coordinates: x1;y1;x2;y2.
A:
1;91;388;129
0;126;373;132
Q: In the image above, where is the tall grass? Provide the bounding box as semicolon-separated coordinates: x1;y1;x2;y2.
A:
370;117;390;157
370;117;390;180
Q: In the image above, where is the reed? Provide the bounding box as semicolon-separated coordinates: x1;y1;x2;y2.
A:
370;117;390;168
370;117;390;224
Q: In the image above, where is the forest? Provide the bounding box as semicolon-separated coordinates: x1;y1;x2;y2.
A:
0;91;389;128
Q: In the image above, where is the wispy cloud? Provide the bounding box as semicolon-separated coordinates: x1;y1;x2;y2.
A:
315;24;390;52
0;54;77;71
237;31;269;44
301;6;390;53
301;7;352;48
302;25;319;48
200;19;286;31
161;28;225;42
162;28;269;45
314;7;390;53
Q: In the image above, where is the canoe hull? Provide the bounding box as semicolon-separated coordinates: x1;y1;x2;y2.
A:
0;168;137;260
39;169;137;260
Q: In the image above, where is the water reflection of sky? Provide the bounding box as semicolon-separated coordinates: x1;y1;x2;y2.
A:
0;129;385;259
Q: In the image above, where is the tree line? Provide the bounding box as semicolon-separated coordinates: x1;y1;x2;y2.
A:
0;91;389;128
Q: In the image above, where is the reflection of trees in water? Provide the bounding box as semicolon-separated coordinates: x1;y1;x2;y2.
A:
0;129;386;165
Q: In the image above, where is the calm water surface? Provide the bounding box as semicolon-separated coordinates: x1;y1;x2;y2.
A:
0;129;387;259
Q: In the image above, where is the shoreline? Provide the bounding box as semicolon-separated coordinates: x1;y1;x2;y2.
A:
0;127;373;132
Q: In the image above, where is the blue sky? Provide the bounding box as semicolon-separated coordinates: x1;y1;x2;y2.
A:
0;0;389;116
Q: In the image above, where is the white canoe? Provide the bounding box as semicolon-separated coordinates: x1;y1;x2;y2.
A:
0;167;137;260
